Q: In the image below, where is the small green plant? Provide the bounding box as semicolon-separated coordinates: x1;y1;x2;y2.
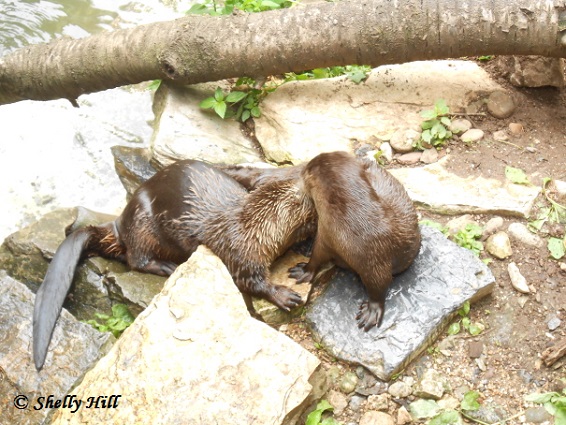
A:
526;389;566;425
453;224;484;257
419;219;449;235
447;301;484;336
86;304;134;338
199;79;275;121
285;65;371;84
187;0;293;15
147;79;162;91
477;55;494;61
305;400;341;425
416;99;453;150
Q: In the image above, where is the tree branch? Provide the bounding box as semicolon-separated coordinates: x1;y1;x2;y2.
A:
1;0;566;105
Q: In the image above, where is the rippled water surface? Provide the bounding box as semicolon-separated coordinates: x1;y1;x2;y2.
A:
0;0;188;55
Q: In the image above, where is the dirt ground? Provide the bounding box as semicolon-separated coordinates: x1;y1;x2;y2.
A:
281;59;566;424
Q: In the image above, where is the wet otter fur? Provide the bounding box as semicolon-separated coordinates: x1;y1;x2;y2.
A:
34;159;316;370
222;152;420;331
288;151;421;330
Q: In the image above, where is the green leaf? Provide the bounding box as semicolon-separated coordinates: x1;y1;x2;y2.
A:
225;91;247;103
447;322;461;335
505;166;530;185
214;87;224;102
306;400;333;425
419;220;448;235
261;0;281;9
440;116;452;127
429;410;462;425
251;106;261;118
526;392;560;404
555;407;566;425
461;391;481;411
461;316;471;330
421;109;438;120
199;97;217;109
458;301;470;317
409;399;441;419
241;110;251;122
435;99;449;116
420;130;432;143
213;101;227;118
548;237;566;260
147;79;162;91
468;322;484;336
312;68;329;79
346;69;368;84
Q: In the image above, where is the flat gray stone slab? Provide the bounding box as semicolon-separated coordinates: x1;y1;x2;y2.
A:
390;157;541;218
306;225;495;380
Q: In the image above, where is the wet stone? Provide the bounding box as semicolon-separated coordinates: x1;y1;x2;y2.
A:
396;151;422;165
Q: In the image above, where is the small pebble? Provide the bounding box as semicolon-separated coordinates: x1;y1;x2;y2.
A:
359;411;395;425
492;130;509;141
508;262;530;294
507;222;545;248
349;395;366;412
486;90;516;119
339;371;359;394
449;118;472;134
525;146;537;153
525;406;552;423
548;317;562;331
388;380;413;398
396;151;422;165
509;122;524;134
486;231;513;259
460;128;485;143
420;147;439;164
390;129;420;153
483;217;504;237
379;142;393;163
468;341;484;359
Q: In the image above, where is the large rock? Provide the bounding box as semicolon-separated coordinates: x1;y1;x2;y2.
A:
0;272;113;425
151;82;262;168
51;247;324;425
390;157;540;217
0;207;166;320
254;60;503;163
306;226;495;380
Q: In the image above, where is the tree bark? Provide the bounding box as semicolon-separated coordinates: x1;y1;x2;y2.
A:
1;0;566;105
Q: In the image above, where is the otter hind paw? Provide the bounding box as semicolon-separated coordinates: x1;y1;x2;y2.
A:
355;300;384;331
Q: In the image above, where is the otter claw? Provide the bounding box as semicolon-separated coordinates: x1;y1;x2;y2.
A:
271;285;303;311
355;300;384;331
288;262;314;283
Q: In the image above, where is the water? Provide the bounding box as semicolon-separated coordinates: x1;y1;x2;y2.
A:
0;0;191;240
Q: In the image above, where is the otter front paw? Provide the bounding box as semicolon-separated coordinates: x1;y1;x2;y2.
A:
355;300;384;331
288;263;315;283
270;285;304;311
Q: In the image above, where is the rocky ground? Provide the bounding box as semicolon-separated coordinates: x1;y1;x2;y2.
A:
279;60;566;425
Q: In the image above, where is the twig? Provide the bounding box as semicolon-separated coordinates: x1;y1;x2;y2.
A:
492;139;523;150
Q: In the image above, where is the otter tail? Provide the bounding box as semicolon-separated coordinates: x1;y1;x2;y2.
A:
33;227;94;371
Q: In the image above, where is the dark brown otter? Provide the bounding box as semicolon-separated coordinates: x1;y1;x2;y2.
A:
34;159;316;370
286;152;421;331
222;152;421;331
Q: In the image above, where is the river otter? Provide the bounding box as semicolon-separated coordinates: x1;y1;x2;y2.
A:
221;152;421;331
287;152;421;330
34;159;316;370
